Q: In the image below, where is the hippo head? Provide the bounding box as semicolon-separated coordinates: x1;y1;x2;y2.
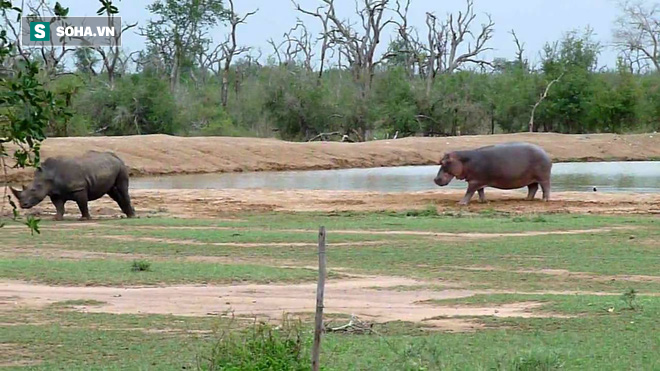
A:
434;153;465;187
10;167;51;209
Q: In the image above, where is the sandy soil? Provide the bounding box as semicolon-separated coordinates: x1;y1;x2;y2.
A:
1;277;570;332
4;189;658;219
5;132;660;183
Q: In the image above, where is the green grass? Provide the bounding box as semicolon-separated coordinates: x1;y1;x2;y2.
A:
0;258;321;286
1;309;220;370
3;213;659;291
2;212;659;369
49;299;107;308
100;211;656;233
318;294;660;370
3;294;660;370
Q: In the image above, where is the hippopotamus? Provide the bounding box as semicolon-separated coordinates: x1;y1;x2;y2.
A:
434;142;552;205
10;151;136;220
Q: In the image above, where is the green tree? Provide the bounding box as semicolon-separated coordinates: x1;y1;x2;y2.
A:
373;67;418;136
142;0;227;91
537;29;600;133
589;60;639;133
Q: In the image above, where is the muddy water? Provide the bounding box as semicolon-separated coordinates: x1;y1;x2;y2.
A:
132;161;660;193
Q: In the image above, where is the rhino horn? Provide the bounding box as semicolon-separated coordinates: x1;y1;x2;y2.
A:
9;186;22;199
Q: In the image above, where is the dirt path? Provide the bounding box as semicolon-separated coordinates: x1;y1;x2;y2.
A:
4;189;658;218
6;133;659;183
1;278;570;332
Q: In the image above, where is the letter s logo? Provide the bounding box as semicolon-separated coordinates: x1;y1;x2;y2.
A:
35;24;46;39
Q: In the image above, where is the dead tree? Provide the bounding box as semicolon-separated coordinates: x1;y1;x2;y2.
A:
442;0;495;74
3;0;73;76
267;22;312;68
419;0;494;98
510;29;527;70
269;22;316;69
293;0;333;81
218;0;257;107
613;1;660;72
390;0;422;78
287;22;316;72
321;0;394;93
95;11;137;89
529;73;564;132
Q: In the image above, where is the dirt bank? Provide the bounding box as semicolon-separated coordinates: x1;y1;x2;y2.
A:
1;278;567;331
5;189;659;218
5;132;659;183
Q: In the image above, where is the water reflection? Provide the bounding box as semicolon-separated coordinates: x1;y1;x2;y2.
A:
132;161;660;193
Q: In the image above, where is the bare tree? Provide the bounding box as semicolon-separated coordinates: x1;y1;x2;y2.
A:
268;22;316;70
218;0;257;107
322;0;394;93
293;0;333;81
94;1;137;89
442;0;494;74
292;0;394;140
510;29;527;70
613;1;660;72
416;0;494;98
3;0;73;76
390;0;421;77
529;73;564;132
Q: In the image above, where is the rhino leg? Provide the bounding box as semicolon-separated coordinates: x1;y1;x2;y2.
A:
73;192;91;220
51;197;66;221
108;187;134;218
114;172;135;218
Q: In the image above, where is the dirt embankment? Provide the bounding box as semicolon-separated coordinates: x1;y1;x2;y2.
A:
5;132;660;183
7;189;659;218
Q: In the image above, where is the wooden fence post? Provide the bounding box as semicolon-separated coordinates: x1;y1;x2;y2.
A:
312;226;327;371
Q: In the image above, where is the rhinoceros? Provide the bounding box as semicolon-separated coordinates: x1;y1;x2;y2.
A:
10;151;136;220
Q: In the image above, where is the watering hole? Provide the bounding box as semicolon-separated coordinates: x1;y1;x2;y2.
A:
132;161;660;193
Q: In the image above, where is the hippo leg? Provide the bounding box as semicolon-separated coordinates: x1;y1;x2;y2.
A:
526;183;539;201
51;197;66;221
478;188;486;203
459;183;482;205
73;192;91;220
540;180;551;201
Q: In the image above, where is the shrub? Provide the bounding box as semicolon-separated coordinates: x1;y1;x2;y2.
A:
131;259;152;272
198;319;306;371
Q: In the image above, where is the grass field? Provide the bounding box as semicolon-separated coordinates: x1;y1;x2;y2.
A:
2;210;659;369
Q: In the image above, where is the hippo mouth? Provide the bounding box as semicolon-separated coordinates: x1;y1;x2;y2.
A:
434;173;454;187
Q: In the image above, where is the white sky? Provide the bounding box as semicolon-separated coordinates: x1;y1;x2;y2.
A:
62;0;649;69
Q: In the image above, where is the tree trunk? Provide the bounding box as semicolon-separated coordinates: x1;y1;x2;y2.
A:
221;67;230;107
